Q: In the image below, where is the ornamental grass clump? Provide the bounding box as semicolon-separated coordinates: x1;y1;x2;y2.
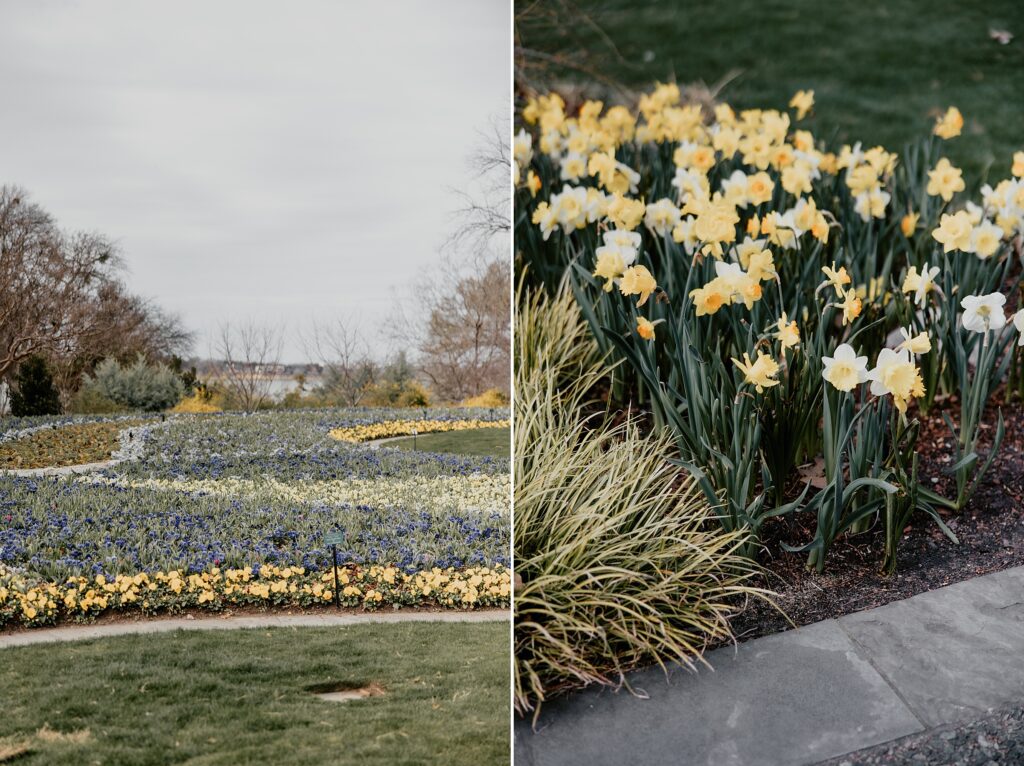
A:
515;86;1024;573
514;286;771;720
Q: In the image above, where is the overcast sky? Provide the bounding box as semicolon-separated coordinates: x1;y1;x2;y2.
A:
0;0;509;362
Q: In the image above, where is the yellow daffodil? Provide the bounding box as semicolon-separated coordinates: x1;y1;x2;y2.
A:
933;107;963;140
926;158;965;201
838;288;863;325
900;212;919;237
898;328;931;355
775;314;800;350
732;351;781;393
619;265;657;306
932;210;973;252
868;348;924;413
636;316;657;340
821;263;852;296
789;89;814;120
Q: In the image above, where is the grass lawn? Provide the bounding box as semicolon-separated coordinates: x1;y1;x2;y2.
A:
516;0;1024;183
391;427;510;458
0;622;509;766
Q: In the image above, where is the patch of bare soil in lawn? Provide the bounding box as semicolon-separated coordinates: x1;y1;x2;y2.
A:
729;390;1024;642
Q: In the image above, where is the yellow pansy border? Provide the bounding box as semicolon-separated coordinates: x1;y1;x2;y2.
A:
0;563;511;629
328;418;509;443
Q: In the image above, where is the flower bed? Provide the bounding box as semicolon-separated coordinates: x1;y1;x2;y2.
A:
0;419;149;470
515;85;1023;575
0;408;510;629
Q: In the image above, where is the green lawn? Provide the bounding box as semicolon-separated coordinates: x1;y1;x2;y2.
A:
391;427;510;458
0;622;509;766
516;0;1024;184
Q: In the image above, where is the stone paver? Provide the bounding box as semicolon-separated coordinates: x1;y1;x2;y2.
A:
516;565;1024;766
841;566;1024;727
0;609;509;649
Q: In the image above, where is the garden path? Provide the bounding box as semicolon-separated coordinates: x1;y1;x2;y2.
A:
515;565;1024;766
0;609;509;649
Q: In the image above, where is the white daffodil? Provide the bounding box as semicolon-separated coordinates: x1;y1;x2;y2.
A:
1013;308;1024;346
644;197;683;237
961;292;1007;334
821;344;869;392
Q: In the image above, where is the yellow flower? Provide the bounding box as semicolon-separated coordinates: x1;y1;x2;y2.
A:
690;279;730;316
970;220;1003;259
898;328;932;355
593;249;626;292
821;263;851;296
900;212;919;237
775;314;800;350
619;265;657;306
526;170;542;197
933;107;963;140
932;210;973;252
789;89;814;120
731;351;781;393
926;158;965;202
838;288;863;326
745;248;776;283
693;197;740;250
1013;151;1024;178
636;316;656;341
605;194;646;230
868;348;924;413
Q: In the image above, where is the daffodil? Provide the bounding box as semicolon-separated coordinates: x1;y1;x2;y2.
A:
926;158;966;202
897;328;931;355
1013;308;1024;346
901;263;940;306
775;314;800;350
732;351;781;393
789;89;814;120
838;288;863;325
644;197;682;236
932;211;973;252
868;348;924;413
636;316;657;340
526;170;542;197
969;220;1003;259
900;212;919;237
821;263;851;296
960;292;1007;334
619;265;657;306
822;344;868;391
690;279;730;316
933;107;963;140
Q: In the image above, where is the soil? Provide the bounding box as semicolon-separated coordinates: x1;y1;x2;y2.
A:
729;389;1024;642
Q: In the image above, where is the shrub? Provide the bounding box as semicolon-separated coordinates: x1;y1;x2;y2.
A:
461;388;509;407
67;387;128;415
80;355;184;412
513;285;770;720
9;356;62;416
362;380;432;408
169;390;223;414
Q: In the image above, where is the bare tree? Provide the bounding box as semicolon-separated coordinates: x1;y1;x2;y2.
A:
408;252;510;401
0;186;193;403
212;321;284;412
301;317;378;407
445;118;512;254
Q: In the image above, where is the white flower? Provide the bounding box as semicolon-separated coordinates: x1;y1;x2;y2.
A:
867;348;911;397
644;198;683;237
1014;308;1024;346
961;292;1007;333
513;129;533;169
596;229;641;267
821;344;869;391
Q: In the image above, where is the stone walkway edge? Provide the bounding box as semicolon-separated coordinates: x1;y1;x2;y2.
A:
516;565;1024;766
0;609;509;649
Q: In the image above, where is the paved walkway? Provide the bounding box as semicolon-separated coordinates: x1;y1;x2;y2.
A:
0;609;509;649
516;565;1024;766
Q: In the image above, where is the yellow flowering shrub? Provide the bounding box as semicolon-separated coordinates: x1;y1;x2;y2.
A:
460;389;509;407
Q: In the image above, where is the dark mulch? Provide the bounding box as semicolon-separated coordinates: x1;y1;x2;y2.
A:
730;390;1024;642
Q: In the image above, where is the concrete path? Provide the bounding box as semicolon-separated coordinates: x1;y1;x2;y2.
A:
0;609;509;649
516;565;1024;766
